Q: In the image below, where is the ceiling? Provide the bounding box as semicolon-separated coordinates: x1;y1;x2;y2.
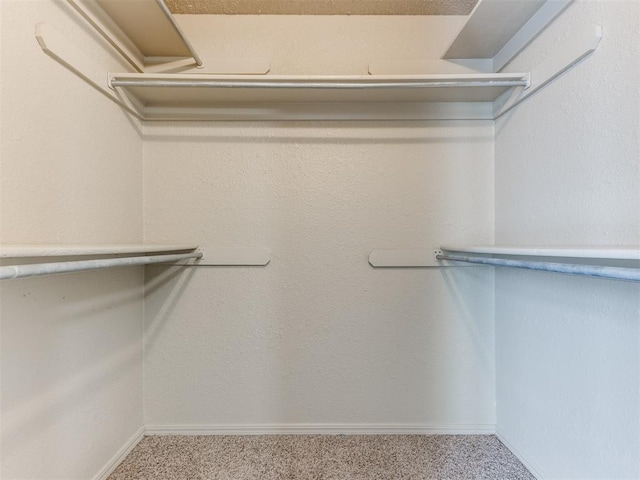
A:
164;0;479;15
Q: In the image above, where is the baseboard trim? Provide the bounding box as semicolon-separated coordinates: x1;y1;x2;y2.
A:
88;423;495;477
145;423;495;436
93;426;146;480
496;428;549;480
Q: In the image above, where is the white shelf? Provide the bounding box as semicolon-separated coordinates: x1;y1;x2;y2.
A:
443;0;573;71
440;245;640;260
437;245;640;282
40;1;582;120
108;73;529;121
0;244;199;258
67;0;201;71
369;249;440;268
0;245;270;267
444;0;546;59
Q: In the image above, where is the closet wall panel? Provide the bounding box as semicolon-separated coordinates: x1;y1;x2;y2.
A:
143;120;496;429
0;1;144;478
142;16;496;431
494;1;640;478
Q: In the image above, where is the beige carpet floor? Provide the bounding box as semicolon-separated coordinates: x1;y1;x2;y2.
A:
108;434;535;479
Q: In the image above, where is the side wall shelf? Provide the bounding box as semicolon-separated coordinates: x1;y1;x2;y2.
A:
368;246;640;282
437;245;640;282
439;245;640;260
66;0;202;71
444;0;546;60
0;245;271;280
0;244;199;257
443;0;574;72
0;244;203;280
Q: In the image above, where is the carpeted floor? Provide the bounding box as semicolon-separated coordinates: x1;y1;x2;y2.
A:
108;434;535;479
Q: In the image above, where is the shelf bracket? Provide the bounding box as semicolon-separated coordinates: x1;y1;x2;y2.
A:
36;23;144;120
66;0;202;71
197;247;271;266
493;24;602;119
66;0;146;72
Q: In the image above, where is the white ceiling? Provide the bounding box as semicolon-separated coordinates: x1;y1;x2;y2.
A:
164;0;479;16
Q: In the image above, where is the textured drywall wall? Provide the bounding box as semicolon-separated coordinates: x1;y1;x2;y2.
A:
0;1;144;478
142;15;496;431
172;15;482;75
143;121;495;429
494;1;640;478
164;0;478;15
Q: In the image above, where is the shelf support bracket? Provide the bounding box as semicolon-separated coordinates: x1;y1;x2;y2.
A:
65;0;146;72
35;23;145;120
493;24;602;119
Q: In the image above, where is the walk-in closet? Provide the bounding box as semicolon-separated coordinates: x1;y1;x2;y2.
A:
1;0;638;478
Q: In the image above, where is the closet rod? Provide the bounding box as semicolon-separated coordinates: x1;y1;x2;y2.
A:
109;79;529;89
436;253;640;282
0;252;202;281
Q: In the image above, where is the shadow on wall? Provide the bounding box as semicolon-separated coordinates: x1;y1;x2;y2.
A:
142;121;493;147
0;269;143;463
438;265;495;418
144;265;198;351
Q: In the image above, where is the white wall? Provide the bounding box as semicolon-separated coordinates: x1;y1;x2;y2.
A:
0;1;144;478
495;1;640;478
142;16;496;431
170;14;484;74
10;3;638;478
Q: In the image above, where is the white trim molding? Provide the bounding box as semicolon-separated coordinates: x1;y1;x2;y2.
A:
145;423;495;436
90;424;496;477
496;428;550;480
93;426;146;480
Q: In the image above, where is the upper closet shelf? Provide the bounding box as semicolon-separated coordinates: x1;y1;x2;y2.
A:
108;73;530;121
67;0;202;71
40;0;593;120
443;0;573;72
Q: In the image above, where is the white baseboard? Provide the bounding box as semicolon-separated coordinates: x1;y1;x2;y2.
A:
88;423;495;478
145;423;495;436
496;428;548;480
93;426;146;480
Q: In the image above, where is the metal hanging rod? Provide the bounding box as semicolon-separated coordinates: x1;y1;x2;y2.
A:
0;251;202;281
436;252;640;282
109;78;530;90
